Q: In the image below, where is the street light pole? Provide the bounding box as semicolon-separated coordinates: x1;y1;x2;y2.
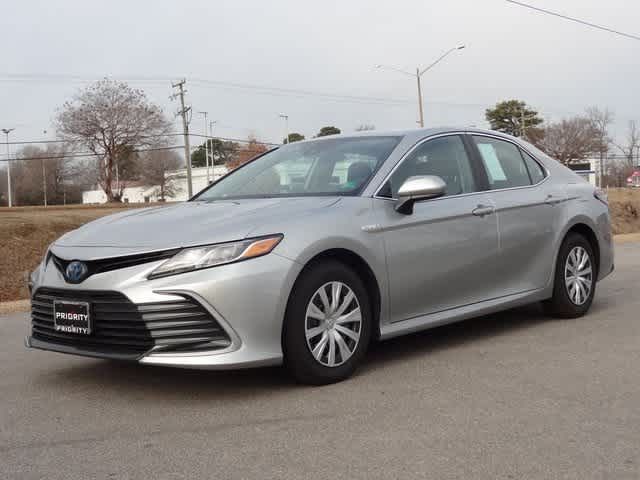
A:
279;114;289;144
2;128;15;208
376;45;466;127
198;111;209;183
415;68;424;129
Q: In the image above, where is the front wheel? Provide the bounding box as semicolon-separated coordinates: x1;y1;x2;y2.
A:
283;261;372;385
543;233;597;318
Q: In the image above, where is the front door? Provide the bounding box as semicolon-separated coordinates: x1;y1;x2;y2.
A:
374;134;501;323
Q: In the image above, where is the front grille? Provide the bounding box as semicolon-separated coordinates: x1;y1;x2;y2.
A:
50;249;179;283
31;288;231;359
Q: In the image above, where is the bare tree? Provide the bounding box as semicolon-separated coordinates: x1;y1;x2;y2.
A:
586;107;614;186
537;116;601;165
604;157;634;187
140;150;182;201
10;145;80;205
55;79;172;202
615;120;640;168
586;106;614;152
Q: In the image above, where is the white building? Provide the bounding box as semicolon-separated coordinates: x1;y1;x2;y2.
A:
82;181;159;204
166;165;229;202
82;165;228;204
568;159;597;187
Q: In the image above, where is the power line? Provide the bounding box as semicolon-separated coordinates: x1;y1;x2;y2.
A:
0;145;185;163
0;141;275;163
505;0;640;41
0;72;489;109
0;72;415;106
188;133;279;146
3;133;182;146
3;133;279;147
188;77;414;106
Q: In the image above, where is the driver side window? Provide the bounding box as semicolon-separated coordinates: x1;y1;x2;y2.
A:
379;135;476;199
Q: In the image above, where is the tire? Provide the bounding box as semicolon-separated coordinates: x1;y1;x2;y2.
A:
543;233;597;319
283;260;372;385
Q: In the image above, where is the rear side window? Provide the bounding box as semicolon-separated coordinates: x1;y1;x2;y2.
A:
522;151;546;184
472;136;531;189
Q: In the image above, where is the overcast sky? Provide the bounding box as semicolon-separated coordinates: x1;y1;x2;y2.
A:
0;0;638;152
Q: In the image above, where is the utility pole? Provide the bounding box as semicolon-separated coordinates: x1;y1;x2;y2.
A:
42;129;48;207
198;111;210;183
521;108;526;139
2;128;14;207
42;160;47;207
209;120;217;183
171;79;193;197
599;123;606;188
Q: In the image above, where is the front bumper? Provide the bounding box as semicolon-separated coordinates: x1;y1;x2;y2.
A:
26;251;302;369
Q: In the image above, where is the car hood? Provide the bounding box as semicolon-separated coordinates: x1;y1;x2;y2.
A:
52;197;340;259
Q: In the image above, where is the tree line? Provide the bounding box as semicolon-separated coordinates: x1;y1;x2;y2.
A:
2;80;638;207
485;99;638;186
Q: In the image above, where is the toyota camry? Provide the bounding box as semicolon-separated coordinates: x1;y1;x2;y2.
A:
27;128;614;384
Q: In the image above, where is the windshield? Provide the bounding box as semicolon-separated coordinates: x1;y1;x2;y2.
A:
193;136;401;201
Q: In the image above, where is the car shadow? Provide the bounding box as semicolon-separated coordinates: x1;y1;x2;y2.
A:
36;299;604;398
366;303;543;367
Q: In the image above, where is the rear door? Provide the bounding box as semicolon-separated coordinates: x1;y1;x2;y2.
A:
469;134;566;295
374;134;501;323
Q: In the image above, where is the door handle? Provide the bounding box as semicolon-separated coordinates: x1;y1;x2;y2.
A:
545;195;564;205
472;205;495;217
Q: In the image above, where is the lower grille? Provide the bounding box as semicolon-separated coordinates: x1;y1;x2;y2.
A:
31;288;231;359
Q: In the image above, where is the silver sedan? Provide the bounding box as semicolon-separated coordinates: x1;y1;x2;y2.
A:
27;128;614;384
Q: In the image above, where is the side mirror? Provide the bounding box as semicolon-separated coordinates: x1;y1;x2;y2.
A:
395;175;446;214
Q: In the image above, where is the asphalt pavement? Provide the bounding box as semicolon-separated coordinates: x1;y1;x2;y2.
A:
1;242;639;479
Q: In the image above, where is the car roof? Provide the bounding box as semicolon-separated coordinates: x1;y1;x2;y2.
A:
296;127;520;144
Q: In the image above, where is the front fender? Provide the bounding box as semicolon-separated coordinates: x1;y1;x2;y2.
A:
253;197;390;326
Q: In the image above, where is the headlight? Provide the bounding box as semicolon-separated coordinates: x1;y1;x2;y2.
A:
148;234;283;279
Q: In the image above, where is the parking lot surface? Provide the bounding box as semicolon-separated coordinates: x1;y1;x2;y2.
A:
1;243;639;479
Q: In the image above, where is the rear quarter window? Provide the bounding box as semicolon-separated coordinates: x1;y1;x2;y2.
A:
521;151;546;184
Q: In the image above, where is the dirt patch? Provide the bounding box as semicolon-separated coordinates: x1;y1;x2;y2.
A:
0;203;158;302
608;188;640;235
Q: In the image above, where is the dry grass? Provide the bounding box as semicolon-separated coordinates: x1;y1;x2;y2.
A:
607;188;640;235
1;190;640;304
0;203;160;302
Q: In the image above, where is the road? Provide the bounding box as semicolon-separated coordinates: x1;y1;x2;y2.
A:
1;242;639;479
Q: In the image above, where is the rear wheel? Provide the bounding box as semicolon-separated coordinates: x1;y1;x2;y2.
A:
283;261;371;385
543;233;596;318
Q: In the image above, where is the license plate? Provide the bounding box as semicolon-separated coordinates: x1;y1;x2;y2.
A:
53;301;91;335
